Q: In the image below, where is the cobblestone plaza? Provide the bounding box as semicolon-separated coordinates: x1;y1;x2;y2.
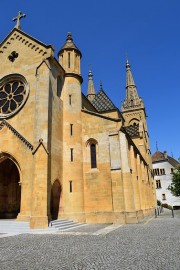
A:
0;209;180;270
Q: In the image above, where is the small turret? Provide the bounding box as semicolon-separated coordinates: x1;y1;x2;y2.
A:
87;69;96;102
58;32;82;79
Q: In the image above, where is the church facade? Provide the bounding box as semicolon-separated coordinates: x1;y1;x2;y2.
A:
0;19;156;228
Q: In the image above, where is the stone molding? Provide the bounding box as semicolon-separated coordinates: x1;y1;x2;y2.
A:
0;119;33;150
0;28;52;57
32;139;49;155
81;109;122;122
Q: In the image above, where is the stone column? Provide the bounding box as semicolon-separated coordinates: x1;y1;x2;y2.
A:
136;154;144;220
129;146;141;211
140;161;146;213
119;132;137;223
30;143;49;229
109;133;125;223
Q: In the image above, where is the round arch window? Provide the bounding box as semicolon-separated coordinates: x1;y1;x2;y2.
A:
0;74;29;119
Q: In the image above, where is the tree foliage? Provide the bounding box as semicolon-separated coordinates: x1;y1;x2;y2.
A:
168;166;180;196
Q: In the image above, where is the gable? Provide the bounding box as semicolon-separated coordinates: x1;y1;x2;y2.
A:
0;28;54;73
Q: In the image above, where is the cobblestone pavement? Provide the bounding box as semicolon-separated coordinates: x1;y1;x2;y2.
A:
0;209;180;270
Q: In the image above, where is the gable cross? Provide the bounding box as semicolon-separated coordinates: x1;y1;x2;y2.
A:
12;11;26;30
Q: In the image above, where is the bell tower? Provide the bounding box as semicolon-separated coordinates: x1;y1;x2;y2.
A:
58;33;84;222
122;60;150;161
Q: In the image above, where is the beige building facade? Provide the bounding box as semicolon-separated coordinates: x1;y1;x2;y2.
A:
0;21;156;228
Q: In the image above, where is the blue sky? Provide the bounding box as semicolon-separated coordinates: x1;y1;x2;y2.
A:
1;1;180;159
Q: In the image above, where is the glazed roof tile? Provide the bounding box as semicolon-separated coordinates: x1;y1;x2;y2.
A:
91;89;117;112
125;124;139;137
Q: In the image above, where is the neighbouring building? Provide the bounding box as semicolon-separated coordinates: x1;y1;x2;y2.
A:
0;13;156;228
152;150;180;208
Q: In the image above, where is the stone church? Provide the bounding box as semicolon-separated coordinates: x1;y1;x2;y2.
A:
0;13;156;228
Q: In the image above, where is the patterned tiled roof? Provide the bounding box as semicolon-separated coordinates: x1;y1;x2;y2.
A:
91;89;117;112
125;124;139;137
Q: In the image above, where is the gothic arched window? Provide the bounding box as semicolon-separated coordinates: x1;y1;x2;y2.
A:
90;143;97;168
86;139;98;169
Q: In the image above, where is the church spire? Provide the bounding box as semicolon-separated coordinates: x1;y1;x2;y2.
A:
126;59;136;87
87;69;96;102
122;60;144;112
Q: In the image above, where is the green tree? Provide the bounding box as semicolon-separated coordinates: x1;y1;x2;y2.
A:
168;166;180;196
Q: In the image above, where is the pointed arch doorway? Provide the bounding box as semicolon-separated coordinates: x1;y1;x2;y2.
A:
0;153;21;219
51;180;61;220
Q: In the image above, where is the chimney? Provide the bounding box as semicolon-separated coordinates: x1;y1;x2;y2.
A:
164;151;167;159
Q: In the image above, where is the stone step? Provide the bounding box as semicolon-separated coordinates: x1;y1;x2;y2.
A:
50;219;75;226
49;219;87;231
0;220;58;234
51;218;73;223
0;219;87;233
0;220;30;233
0;224;29;228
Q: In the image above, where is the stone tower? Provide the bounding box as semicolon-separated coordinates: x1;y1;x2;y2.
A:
122;60;150;159
58;33;84;221
122;60;155;212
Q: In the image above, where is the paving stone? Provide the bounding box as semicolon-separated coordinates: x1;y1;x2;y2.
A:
0;210;179;270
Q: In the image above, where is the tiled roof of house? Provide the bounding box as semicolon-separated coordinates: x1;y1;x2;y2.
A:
152;151;166;162
167;156;180;168
152;151;180;168
91;89;117;112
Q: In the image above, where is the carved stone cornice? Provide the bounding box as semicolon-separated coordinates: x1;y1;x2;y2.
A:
0;119;33;150
0;28;53;57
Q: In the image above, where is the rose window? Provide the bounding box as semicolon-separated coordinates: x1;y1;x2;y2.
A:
0;74;29;119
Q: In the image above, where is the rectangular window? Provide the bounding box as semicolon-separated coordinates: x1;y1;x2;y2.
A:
70;124;73;136
61;55;63;66
69;95;72;105
68;52;70;68
57;77;61;97
75;54;78;70
171;168;174;173
162;193;166;200
70;148;73;162
90;144;97;168
69;181;72;193
160;169;165;175
156;180;161;189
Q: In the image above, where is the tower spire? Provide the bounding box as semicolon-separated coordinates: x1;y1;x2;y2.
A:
87;69;96;102
100;80;103;90
126;59;136;87
122;60;144;112
58;32;82;82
